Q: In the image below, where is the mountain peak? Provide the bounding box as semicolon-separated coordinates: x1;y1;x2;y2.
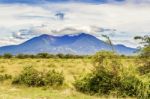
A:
76;33;92;37
0;33;136;55
39;34;54;38
39;33;92;38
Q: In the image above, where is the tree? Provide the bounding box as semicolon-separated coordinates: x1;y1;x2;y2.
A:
134;35;150;47
3;53;13;59
16;54;27;59
134;35;150;58
134;35;150;74
36;53;50;58
102;35;115;52
56;53;64;58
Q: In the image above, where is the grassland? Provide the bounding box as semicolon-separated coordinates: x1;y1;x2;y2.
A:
0;58;136;99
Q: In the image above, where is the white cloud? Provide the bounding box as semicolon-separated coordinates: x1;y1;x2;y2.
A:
0;3;150;47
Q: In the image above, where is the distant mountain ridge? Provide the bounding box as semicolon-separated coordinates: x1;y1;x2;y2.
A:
0;33;136;55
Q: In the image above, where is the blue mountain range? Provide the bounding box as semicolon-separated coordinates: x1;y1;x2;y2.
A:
0;33;136;55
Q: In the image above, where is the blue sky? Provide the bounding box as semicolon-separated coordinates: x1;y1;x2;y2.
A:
0;0;150;47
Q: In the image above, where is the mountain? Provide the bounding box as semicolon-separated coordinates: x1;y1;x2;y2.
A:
0;33;136;55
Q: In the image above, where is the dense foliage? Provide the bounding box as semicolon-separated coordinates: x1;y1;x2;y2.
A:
135;35;150;75
0;53;88;59
12;66;64;87
74;51;150;98
3;53;13;59
0;74;12;81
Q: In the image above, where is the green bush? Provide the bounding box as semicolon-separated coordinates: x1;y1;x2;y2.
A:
36;53;51;58
137;59;150;75
0;74;12;81
3;53;13;59
119;74;150;98
16;54;31;59
140;46;150;58
44;70;64;86
12;66;64;87
74;51;150;98
12;66;44;86
74;51;121;95
74;69;121;95
138;64;150;75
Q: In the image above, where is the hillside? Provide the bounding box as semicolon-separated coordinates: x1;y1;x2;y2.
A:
0;33;136;55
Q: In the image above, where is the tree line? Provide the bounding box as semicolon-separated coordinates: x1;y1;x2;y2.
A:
0;53;91;59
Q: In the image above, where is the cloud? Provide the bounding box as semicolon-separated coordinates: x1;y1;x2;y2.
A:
10;24;147;48
0;0;150;5
0;0;110;4
0;2;150;47
0;37;21;46
12;25;48;39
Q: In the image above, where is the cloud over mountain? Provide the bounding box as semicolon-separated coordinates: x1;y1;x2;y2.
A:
0;1;149;47
0;33;137;55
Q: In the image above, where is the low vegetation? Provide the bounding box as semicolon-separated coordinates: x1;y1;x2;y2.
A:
74;51;150;98
12;66;64;87
1;53;89;59
0;74;12;82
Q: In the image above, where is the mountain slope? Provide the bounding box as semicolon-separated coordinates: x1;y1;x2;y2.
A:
0;33;136;55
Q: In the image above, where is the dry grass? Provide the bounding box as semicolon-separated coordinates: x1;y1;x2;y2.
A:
0;58;136;99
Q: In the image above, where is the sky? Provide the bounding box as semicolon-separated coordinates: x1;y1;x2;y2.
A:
0;0;150;48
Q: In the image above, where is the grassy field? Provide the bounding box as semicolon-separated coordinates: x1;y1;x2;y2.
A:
0;58;136;99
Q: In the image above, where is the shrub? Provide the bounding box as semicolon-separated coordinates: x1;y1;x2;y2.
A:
0;74;12;81
138;62;150;75
44;70;64;86
12;66;44;87
56;53;64;58
119;74;150;98
74;51;121;95
74;71;150;98
74;69;121;95
36;53;50;58
12;66;64;87
16;54;30;59
0;66;5;73
3;53;13;59
74;51;150;98
136;58;150;75
140;46;150;58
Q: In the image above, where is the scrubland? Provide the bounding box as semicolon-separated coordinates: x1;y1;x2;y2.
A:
0;57;146;99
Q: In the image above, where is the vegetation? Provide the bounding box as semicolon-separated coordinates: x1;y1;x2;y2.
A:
74;51;150;98
73;36;150;98
134;35;150;58
102;35;115;52
3;53;13;59
0;53;89;59
134;35;150;75
12;66;64;87
0;54;149;99
0;58;96;99
0;74;12;81
0;35;149;99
